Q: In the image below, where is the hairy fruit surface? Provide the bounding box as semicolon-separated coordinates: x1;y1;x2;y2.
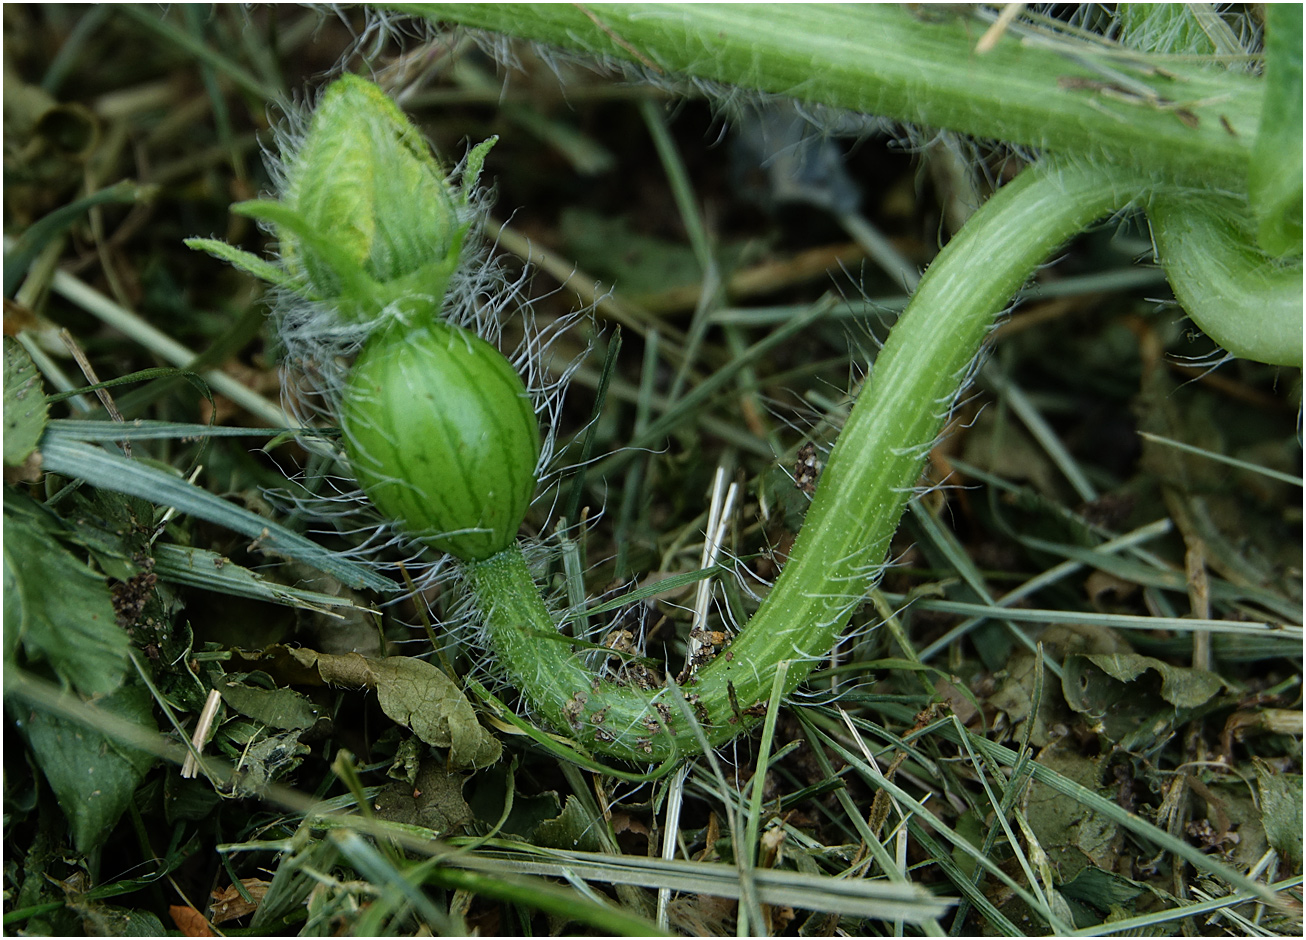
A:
341;320;540;562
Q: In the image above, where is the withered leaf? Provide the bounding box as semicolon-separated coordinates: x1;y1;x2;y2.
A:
210;879;270;925
286;649;501;769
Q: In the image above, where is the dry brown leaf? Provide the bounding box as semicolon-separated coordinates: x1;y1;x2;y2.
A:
209;878;270;925
169;904;214;937
610;811;650;838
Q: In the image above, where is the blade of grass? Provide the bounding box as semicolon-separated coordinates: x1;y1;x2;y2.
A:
607;294;836;473
46;266;293;427
151;543;368;614
421;861;670;936
45;419;307;442
742;660;789;870
331;830;454;934
983;362;1098;503
938;721;1287;908
1070;876;1302;937
116;5;280;102
1016;533;1300;621
562;326;622;530
804;712;1091;929
909;500;1065;681
796;713;930;890
39;437;395;593
446;841;954;924
485;216;687;348
1138;430;1304;487
637;97;723;404
661;679;767;934
4;181;154;298
615;327;660;579
904;597;1302;639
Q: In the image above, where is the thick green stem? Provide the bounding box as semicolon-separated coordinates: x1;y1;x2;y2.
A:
1149;193;1303;367
466;160;1147;763
391;3;1259;190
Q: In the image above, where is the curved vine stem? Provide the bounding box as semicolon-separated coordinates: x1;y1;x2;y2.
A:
466;158;1152;765
391;3;1260;191
1148;193;1303;367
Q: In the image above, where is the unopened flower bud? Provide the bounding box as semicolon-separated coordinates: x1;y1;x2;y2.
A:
189;74;493;325
278;74;463;318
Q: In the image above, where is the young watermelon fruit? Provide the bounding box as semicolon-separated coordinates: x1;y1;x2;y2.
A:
340;320;540;562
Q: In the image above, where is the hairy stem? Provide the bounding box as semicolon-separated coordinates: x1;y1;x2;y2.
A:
391;3;1259;189
466;159;1148;763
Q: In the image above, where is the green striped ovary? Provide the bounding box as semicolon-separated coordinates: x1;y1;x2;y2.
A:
341;320;540;562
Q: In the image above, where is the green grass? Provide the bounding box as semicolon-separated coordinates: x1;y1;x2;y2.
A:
4;4;1301;936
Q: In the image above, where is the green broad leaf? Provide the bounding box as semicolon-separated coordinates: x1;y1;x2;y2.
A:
230;730;310;798
152;543;371;614
3;509;128;697
68;904;166;938
13;681;156;855
1061;652;1228;752
38;437;397;594
163;774;223;824
3;537;22;671
1255;761;1302;867
533;794;602;852
183;236;301;293
217;680;322;730
60;488;155;583
373;759;473;834
1250;3;1303;257
4;336;48;468
465;765;563;838
1020;739;1122;886
1081;653;1226;710
559;207;707;297
1057;865;1148;912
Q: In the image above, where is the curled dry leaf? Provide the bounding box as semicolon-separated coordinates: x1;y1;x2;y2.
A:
210;879;270;925
285;648;502;769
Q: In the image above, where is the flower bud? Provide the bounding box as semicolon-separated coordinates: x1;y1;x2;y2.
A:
210;74;491;324
283;75;461;313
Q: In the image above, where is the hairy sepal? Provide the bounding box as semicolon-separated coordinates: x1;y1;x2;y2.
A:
341;319;540;563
